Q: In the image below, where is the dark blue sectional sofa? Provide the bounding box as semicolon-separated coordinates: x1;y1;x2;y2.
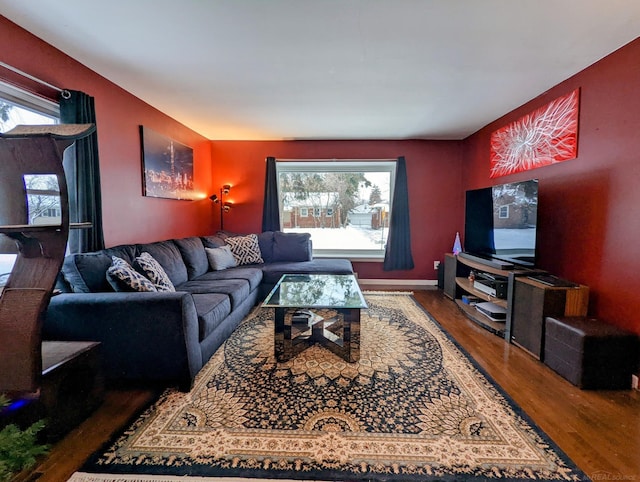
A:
43;231;353;390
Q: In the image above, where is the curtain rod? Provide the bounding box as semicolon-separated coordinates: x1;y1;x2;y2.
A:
0;61;70;97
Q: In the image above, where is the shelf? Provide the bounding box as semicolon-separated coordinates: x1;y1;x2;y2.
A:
0;222;91;234
0;224;62;233
454;256;512;277
70;222;93;230
455;300;506;337
455;277;508;308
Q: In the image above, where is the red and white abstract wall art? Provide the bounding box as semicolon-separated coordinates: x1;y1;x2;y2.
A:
490;89;580;178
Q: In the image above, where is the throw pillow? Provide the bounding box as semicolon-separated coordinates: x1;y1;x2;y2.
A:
205;246;238;271
133;252;175;292
106;256;157;292
225;234;264;266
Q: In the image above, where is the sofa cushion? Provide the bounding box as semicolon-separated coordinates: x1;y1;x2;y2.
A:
260;258;354;284
214;230;239;239
174;237;209;279
191;293;232;341
133;252;175;292
136;240;188;286
205;246;237;271
272;231;312;262
106;256;158;292
200;235;226;249
257;231;275;263
195;266;263;292
62;251;112;293
104;244;138;263
177;278;250;310
61;244;137;293
225;234;264;266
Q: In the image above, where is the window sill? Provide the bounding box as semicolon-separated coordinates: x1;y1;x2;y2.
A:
313;252;384;262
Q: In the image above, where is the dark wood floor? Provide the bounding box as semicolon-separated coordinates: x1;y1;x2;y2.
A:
22;289;640;481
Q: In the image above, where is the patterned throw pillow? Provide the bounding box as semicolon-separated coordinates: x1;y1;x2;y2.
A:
225;234;264;266
205;246;238;271
133;252;176;292
106;256;157;292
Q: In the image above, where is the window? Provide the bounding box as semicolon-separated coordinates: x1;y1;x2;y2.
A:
0;82;60;282
0;82;59;132
276;160;396;259
499;205;509;219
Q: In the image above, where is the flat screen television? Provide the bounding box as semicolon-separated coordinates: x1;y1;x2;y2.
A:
464;179;538;268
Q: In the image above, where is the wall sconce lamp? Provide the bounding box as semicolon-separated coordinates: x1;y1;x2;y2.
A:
209;184;233;230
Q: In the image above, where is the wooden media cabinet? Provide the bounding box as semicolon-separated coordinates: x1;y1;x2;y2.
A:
443;253;589;354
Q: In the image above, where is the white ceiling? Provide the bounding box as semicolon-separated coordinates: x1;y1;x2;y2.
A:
1;0;639;141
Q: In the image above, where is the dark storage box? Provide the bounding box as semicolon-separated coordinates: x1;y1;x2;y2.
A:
544;316;638;389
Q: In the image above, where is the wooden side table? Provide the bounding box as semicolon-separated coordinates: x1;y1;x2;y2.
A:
40;341;104;440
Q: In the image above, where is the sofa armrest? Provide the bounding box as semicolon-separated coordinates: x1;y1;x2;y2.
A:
44;291;201;388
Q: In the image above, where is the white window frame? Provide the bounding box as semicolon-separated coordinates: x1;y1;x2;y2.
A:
0;81;59;127
499;205;509;219
276;160;396;260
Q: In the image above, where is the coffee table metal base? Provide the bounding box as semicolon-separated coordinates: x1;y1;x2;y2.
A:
274;307;360;363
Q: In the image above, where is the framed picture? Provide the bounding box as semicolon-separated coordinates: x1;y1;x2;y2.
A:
140;126;194;200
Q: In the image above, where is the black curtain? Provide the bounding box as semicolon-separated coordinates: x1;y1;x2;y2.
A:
383;156;414;271
59;90;105;253
261;156;281;232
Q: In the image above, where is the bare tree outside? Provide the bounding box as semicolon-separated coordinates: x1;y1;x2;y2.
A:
24;174;62;225
369;185;382;205
279;172;371;227
0;101;12;127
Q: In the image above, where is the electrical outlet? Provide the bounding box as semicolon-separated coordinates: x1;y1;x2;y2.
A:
632;374;639;390
434;260;441;270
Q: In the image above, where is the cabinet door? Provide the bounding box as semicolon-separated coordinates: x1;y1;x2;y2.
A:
510;280;566;359
443;254;457;299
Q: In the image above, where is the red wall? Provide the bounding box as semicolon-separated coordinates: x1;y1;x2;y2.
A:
210;140;463;280
0;17;214;247
462;38;640;335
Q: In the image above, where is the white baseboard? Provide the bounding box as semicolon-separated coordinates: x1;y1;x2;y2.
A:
359;278;437;288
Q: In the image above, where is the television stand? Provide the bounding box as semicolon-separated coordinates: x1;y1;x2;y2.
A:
444;253;521;337
458;252;514;270
443;253;589;348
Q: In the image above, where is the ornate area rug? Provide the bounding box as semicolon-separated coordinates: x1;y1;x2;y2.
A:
70;292;585;482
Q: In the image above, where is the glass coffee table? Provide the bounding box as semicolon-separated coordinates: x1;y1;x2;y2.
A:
263;274;367;363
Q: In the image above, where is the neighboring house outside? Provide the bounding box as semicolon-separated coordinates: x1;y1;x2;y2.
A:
281;192;342;229
493;196;537;229
348;203;389;230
